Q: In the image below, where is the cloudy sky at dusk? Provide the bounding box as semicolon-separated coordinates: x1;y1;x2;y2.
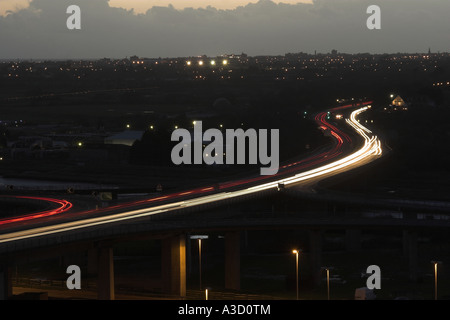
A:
1;0;312;14
0;0;449;59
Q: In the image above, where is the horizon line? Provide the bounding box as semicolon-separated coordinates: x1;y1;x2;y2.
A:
1;51;448;62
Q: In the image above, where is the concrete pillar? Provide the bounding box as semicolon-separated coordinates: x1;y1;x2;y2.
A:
0;263;12;300
225;231;240;291
309;229;323;287
403;230;418;282
97;247;115;300
161;234;186;297
346;229;362;252
186;234;192;276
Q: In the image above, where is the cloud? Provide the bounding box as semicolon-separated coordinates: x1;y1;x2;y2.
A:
0;0;449;59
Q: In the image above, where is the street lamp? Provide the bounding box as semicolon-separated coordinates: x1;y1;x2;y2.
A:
199;238;202;289
431;260;442;300
292;249;300;300
191;235;209;290
326;268;330;300
321;267;333;300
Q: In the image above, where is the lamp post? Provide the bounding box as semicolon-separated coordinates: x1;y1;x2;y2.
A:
190;235;208;290
321;267;333;300
431;261;442;300
327;268;330;300
292;250;300;300
198;238;203;290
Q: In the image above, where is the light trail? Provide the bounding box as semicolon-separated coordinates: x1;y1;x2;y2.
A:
0;105;381;244
0;196;72;225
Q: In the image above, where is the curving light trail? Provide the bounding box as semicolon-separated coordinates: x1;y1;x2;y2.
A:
0;105;382;244
0;196;72;225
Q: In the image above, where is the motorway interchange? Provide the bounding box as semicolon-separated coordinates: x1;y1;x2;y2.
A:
0;103;382;244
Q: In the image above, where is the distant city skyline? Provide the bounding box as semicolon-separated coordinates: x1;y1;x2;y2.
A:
0;0;449;59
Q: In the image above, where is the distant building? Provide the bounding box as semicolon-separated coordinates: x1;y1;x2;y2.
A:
391;95;406;108
384;95;408;112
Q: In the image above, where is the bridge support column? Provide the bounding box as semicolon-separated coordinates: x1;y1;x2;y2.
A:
309;229;323;287
97;247;115;300
0;263;12;300
161;234;186;297
346;229;362;252
403;230;418;282
225;231;240;291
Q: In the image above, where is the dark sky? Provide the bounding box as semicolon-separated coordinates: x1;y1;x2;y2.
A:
1;0;449;59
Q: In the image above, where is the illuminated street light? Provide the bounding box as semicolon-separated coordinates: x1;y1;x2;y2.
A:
198;60;204;66
321;267;333;300
222;59;228;65
187;61;191;66
191;235;209;290
210;60;216;66
326;268;330;300
431;261;442;300
292;249;300;300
